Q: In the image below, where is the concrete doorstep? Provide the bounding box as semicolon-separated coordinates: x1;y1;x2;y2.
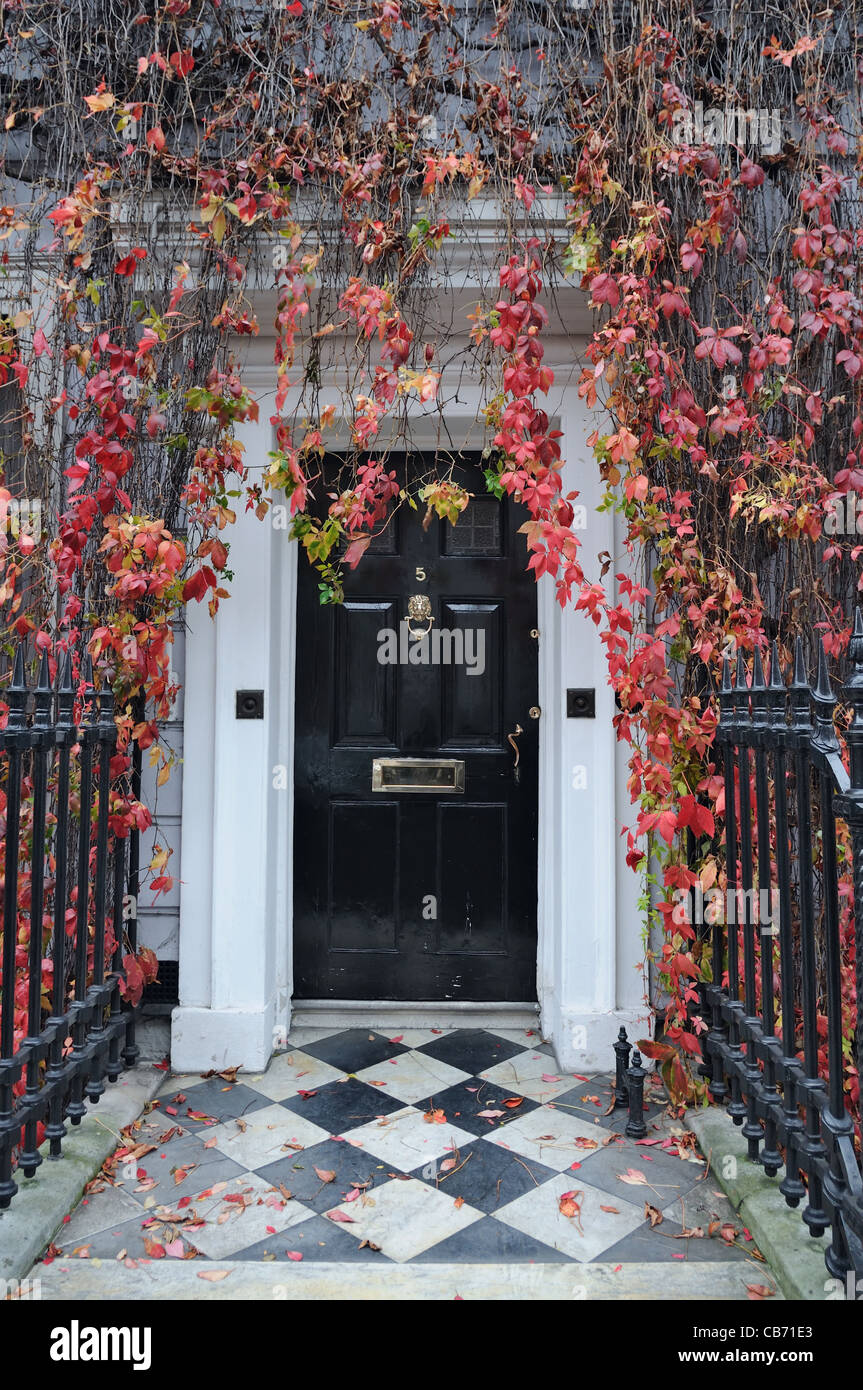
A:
0;1067;164;1285
687;1105;836;1302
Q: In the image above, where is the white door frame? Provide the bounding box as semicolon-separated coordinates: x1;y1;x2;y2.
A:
171;364;650;1072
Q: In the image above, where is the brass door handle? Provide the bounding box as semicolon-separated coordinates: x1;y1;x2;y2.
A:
507;723;523;783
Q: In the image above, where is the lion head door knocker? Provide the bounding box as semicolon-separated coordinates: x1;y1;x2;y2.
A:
405;593;434;639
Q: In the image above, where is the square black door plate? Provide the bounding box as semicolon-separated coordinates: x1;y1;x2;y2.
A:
566;688;595;718
236;690;265;720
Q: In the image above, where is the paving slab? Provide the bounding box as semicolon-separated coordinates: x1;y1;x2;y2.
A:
0;1067;163;1283
687;1104;833;1301
33;1257;775;1300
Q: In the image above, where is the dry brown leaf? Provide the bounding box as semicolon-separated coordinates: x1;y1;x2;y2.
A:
644;1201;663;1227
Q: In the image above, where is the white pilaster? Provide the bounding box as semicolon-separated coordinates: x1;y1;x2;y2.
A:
172;414;294;1071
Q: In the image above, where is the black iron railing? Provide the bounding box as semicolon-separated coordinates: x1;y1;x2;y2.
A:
701;621;863;1280
0;645;138;1209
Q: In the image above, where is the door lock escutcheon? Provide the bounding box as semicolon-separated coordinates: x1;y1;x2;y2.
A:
529;706;541;719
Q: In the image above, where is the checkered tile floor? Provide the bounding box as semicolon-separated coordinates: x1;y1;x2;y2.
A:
46;1028;762;1268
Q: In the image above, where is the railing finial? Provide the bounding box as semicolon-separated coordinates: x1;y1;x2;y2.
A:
812;638;839;755
815;638;834;703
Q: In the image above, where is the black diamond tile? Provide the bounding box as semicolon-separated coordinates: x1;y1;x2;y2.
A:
279;1076;404;1133
54;1213;198;1262
420;1077;541;1137
412;1137;558;1214
253;1136;407;1211
600;1098;667;1135
548;1074;617;1122
412;1214;572;1263
597;1217;753;1264
299;1028;410;1073
232;1214;394;1263
413;1028;529;1074
161;1079;270;1130
572;1134;706;1204
115;1130;245;1208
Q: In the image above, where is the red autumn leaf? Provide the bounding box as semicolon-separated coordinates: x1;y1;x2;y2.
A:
589;272;620;309
114;248;147;276
182;570;210;603
169;50;194;77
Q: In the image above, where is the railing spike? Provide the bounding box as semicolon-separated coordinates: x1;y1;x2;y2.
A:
721;653;732;693
36;649;51;691
58;649;74;694
815;639;834;702
751;645;766;690
768;640;785;691
10;641;26;691
792;634;808;689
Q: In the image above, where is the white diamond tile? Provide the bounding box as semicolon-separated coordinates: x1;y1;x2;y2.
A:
355;1050;470;1105
344;1106;475;1171
243;1050;343;1102
323;1177;482;1262
481;1104;611;1171
184;1173;310;1259
480;1050;587;1102
493;1171;644;1262
203;1103;329;1169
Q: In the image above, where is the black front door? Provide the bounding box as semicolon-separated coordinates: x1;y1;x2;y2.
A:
293;454;538;1001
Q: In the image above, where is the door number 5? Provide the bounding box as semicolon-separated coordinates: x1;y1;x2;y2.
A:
415;567;427;582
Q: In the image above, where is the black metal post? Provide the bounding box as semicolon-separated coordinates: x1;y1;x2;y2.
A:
612;1026;631;1108
19;652;53;1175
44;653;75;1157
625;1049;647;1139
0;647;28;1207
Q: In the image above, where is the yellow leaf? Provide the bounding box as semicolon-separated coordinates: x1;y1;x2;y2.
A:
157;764;171;788
211;210;227;245
84;91;116;114
4;112;15;130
